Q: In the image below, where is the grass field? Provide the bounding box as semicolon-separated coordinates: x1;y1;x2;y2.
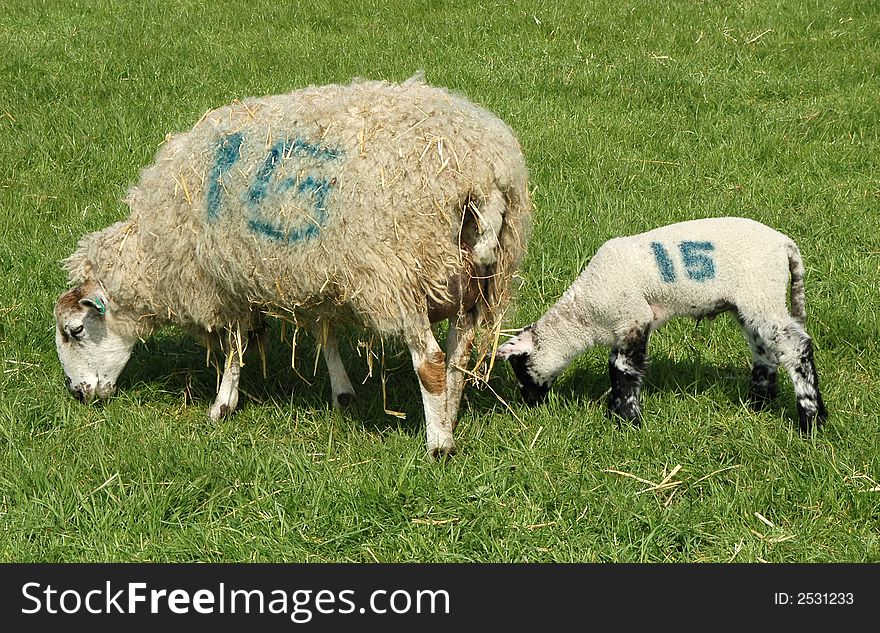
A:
1;0;878;562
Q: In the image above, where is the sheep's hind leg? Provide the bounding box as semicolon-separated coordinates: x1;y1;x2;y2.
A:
608;325;650;425
444;309;476;432
739;324;779;408
316;326;356;408
776;320;828;433
209;331;243;420
405;315;455;459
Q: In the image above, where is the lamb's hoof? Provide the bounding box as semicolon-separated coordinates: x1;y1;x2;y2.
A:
609;408;642;427
335;392;355;408
747;389;776;411
797;399;828;434
429;441;457;460
747;397;772;412
798;412;826;434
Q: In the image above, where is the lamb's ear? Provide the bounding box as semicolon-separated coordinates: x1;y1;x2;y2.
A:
78;289;108;316
495;327;535;360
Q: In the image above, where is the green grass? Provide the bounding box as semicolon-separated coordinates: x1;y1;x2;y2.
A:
1;0;878;562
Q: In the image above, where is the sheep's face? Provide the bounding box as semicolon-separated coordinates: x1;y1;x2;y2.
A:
495;325;551;406
54;282;136;404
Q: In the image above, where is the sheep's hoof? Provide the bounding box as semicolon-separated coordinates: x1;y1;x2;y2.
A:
429;442;457;460
209;403;233;420
747;397;772;412
335;392;356;408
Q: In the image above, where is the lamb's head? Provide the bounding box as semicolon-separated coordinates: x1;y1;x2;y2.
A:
54;281;137;404
495;325;552;406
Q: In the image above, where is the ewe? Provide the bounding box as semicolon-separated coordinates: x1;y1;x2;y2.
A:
55;74;532;457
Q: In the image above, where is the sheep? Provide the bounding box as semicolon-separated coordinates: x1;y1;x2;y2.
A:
495;217;827;432
54;73;532;458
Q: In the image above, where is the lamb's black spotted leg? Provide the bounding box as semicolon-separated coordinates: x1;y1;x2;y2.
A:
781;325;828;433
608;325;650;425
742;327;779;408
740;313;828;433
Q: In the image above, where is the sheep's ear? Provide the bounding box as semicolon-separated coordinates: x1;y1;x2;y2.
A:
495;327;534;360
78;289;108;316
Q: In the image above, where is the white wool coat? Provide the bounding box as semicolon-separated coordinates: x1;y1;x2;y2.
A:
63;75;531;343
543;217;803;348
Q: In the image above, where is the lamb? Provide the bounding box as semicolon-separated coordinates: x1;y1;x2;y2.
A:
53;74;532;458
495;217;827;432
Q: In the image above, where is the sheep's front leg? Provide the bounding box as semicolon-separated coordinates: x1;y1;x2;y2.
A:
406;316;455;458
209;327;246;420
608;325;650;424
444;309;476;431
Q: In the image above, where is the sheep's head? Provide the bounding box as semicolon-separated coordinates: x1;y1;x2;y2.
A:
495;325;551;406
54;281;137;404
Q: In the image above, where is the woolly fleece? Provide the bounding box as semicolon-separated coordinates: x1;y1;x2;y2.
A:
62;74;532;349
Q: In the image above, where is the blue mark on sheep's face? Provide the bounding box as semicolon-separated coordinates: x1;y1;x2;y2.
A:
207;134;343;245
651;240;716;282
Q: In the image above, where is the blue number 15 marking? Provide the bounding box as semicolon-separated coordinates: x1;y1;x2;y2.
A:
650;240;716;282
206;133;342;245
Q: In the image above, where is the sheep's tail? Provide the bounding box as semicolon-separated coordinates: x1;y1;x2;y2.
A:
467;175;532;350
786;240;807;325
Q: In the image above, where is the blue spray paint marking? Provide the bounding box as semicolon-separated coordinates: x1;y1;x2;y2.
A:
287;138;342;161
277;175;332;210
650;242;676;283
206;133;243;221
249;175;334;244
247;218;322;242
680;241;716;281
206;134;342;243
247;140;283;206
248;139;342;206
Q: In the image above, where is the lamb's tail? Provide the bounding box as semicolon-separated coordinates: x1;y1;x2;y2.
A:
786;240;807;325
